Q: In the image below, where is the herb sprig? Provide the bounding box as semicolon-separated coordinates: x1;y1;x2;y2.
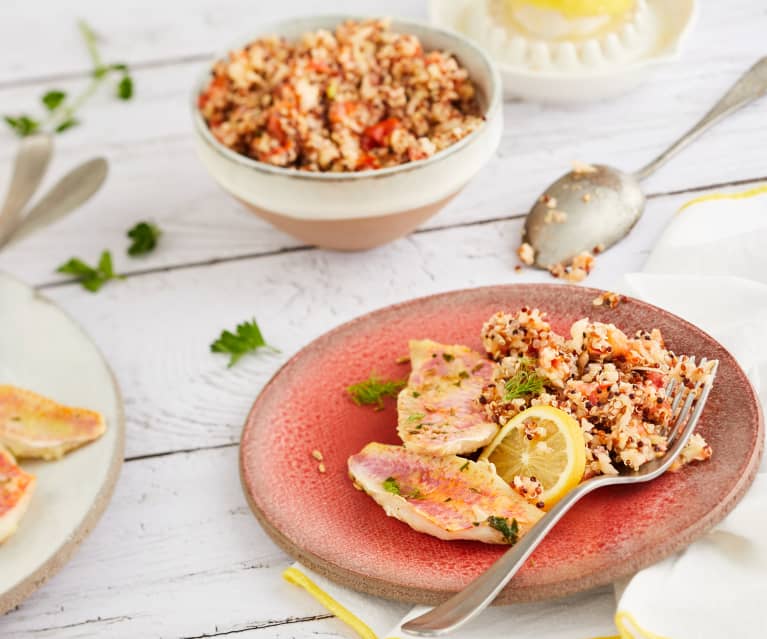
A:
57;250;121;292
504;358;546;401
347;373;406;410
210;319;278;367
487;516;519;545
4;20;134;137
382;477;401;495
127;221;161;256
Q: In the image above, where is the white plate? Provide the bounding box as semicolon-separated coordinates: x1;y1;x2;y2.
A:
0;273;124;614
429;0;697;103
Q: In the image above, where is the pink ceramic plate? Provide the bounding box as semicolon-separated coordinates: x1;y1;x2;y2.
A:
240;284;763;604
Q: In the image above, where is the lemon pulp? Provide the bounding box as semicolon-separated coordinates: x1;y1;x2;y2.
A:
504;0;634;19
480;405;586;509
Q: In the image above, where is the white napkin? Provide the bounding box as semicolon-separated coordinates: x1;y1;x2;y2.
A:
284;185;767;639
618;185;767;639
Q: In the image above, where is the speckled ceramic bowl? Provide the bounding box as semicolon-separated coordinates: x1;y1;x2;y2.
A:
191;15;503;251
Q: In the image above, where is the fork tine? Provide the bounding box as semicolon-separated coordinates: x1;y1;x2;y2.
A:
671;382;686;414
664;378;677;398
667;385;697;448
666;359;716;451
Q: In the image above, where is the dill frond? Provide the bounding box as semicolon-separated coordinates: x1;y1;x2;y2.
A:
347;373;406;410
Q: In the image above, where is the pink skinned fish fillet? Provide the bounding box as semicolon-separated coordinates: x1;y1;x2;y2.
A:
398;339;499;455
348;442;543;544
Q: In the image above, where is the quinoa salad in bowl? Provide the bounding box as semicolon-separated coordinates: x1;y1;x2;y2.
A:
198;18;485;172
191;16;503;250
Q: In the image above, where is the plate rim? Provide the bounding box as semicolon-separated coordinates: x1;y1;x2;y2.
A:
240;283;764;604
0;274;126;615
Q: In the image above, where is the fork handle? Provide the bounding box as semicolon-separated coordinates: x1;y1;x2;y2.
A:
401;479;612;637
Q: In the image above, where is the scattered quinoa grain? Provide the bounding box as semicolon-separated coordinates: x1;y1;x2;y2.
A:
517;242;535;266
572;160;598;174
592;291;623;308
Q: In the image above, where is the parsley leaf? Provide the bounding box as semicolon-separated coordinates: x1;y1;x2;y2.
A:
382;477;401;495
210;318;276;367
117;74;134;100
55;118;79;133
4;21;134;137
347;373;406;410
487;516;519;545
42;90;67;111
57;250;120;292
127;221;161;256
4;115;40;137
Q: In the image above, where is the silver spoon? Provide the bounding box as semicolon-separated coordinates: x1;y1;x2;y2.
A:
0;134;53;245
524;56;767;269
2;157;109;248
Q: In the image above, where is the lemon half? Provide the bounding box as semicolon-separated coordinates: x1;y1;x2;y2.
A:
506;0;635;19
480;405;586;509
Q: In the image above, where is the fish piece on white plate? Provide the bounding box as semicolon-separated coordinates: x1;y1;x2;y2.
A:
348;442;543;544
398;339;498;455
0;444;36;544
0;385;106;460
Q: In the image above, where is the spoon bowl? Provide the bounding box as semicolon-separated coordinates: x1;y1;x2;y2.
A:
523;165;644;268
522;57;767;269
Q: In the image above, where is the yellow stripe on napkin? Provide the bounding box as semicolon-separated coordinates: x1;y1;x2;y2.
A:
283;566;380;639
678;183;767;212
613;610;672;639
284;566;672;639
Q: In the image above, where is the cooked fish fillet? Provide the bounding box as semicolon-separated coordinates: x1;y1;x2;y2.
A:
0;444;35;544
0;385;106;460
398;339;498;455
348;442;543;544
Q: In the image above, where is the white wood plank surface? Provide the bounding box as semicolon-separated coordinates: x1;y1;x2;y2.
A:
0;1;765;637
18;186;701;460
0;3;766;285
0;182;751;638
1;445;344;639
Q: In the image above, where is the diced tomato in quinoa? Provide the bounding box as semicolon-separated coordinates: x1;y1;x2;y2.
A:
196;19;482;172
361;118;399;151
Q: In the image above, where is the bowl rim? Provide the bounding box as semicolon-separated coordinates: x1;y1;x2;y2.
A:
190;14;502;183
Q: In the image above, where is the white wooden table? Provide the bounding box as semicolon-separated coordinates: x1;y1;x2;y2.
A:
0;2;764;637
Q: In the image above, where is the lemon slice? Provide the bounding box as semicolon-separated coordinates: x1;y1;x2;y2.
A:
480;405;586;509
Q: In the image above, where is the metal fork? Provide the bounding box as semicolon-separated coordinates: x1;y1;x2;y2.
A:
402;359;719;637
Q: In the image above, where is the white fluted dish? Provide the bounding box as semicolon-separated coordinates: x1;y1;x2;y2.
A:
429;0;697;103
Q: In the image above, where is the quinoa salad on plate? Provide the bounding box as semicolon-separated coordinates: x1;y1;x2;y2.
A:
198;18;484;172
481;307;716;482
